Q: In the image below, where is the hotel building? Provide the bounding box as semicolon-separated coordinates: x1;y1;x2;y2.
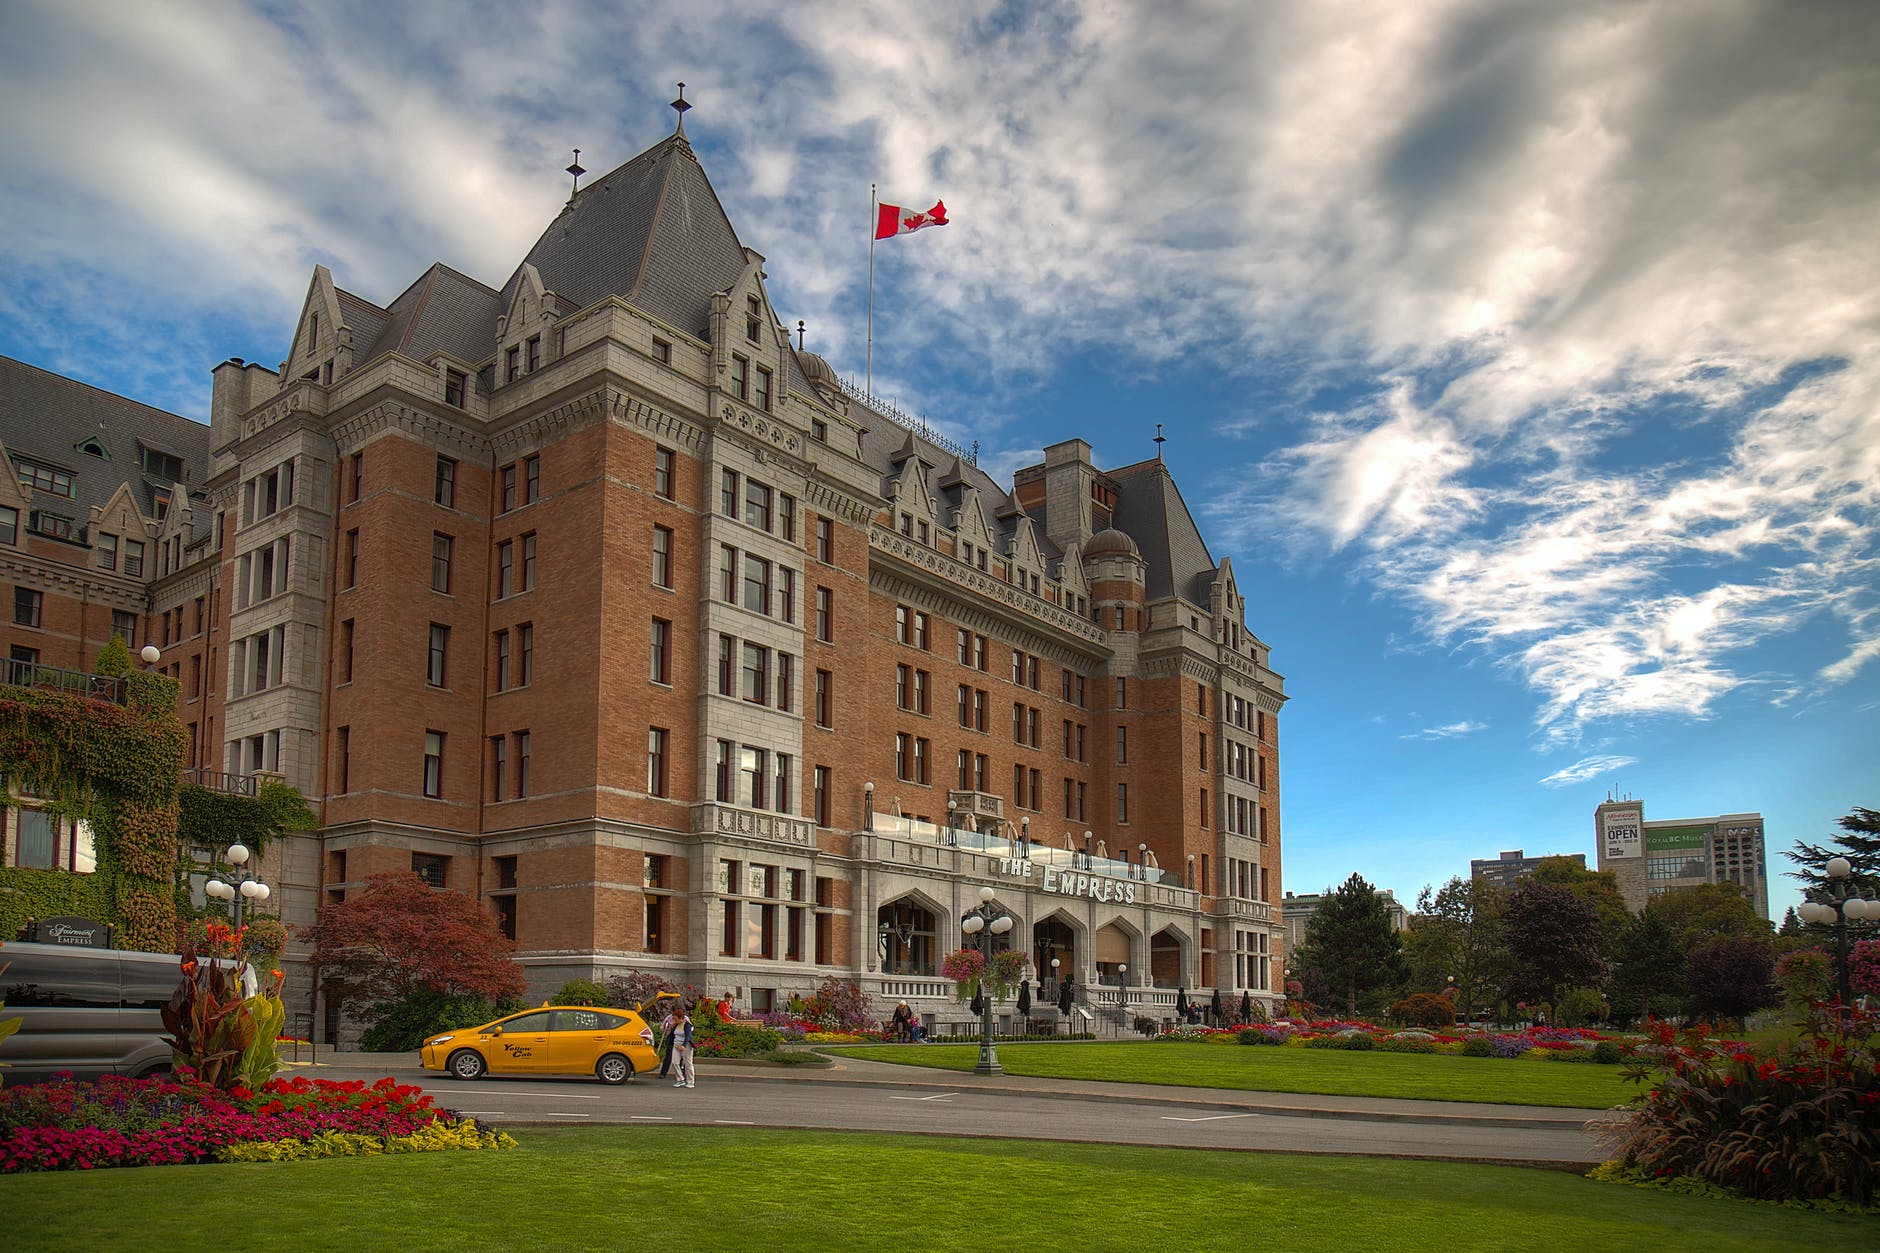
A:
0;114;1289;1037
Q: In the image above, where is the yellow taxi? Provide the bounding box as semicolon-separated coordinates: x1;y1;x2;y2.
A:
421;1004;660;1084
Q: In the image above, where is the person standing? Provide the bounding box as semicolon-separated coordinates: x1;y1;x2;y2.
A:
891;1000;913;1042
658;1004;678;1079
671;1003;696;1089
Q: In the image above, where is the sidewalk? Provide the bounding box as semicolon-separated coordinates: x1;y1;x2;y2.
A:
280;1047;1605;1130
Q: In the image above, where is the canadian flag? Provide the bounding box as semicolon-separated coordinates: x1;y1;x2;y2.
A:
875;199;949;240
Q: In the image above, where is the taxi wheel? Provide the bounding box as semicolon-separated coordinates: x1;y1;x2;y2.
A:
596;1053;634;1085
447;1049;487;1081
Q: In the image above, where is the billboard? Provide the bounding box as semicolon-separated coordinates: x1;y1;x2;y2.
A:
1601;807;1643;861
1646;825;1711;851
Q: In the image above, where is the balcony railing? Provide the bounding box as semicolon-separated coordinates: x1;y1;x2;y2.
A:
869;813;1173;884
0;660;126;705
183;768;258;797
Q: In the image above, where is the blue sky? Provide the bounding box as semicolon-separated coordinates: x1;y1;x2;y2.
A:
3;1;1875;920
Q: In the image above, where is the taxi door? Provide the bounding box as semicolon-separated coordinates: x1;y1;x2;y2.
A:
548;1008;619;1075
487;1010;554;1074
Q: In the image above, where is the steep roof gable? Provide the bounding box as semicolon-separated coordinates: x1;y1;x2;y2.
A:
1108;457;1216;603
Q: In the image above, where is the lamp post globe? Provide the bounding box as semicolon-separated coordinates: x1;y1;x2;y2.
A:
1806;857;1875;1006
139;645;161;666
961;888;1015;1076
206;841;267;930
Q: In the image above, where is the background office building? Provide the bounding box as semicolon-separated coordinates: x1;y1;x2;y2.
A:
1;114;1289;1037
1594;798;1768;919
1469;848;1586;891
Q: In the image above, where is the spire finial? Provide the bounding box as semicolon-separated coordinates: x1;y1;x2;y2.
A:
671;82;691;134
1154;423;1166;459
795;319;806;351
565;149;585;200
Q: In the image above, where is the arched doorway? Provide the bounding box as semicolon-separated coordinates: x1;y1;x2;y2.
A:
1150;927;1185;988
1095;922;1134;987
1033;915;1076;992
877;898;937;976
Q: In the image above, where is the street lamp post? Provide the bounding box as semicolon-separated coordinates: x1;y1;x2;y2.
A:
960;885;1014;1075
1799;857;1875;1005
204;842;270;929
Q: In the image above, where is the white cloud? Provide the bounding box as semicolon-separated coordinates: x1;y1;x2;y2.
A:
1401;721;1489;741
1539;755;1639;788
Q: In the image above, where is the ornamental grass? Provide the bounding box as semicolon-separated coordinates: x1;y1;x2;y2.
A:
0;1071;511;1173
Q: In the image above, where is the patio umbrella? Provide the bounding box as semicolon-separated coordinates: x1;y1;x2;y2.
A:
1239;990;1253;1023
1057;978;1075;1015
1016;979;1033;1017
1210;990;1224;1025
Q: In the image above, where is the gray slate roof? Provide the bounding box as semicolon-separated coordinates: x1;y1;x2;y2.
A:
0;355;210;539
352;264;502;371
1108;457;1218;603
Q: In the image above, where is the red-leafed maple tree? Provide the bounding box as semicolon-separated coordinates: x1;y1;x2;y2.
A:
300;871;525;1011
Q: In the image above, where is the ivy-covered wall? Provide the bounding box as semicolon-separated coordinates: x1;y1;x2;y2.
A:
0;671;186;951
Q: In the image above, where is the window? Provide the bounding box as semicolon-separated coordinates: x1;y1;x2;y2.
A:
490;736;507;801
112;610;137;645
1116;677;1127;708
493;629;510;691
341;619;355;683
525;455;540;504
97;533;117;570
517;623;533;686
815;587;832;642
434;456;456;507
14;458;74;496
745;480;772;530
497;541;514;598
1116;783;1129;824
652;337;671;364
743;554;771;614
1116;726;1127;764
650;618;671;684
445;370;466;408
720;469;740;517
731;354;749;400
816;517;834;563
349;452;363;502
431;534;453;593
815;669;832;727
755;366;772;412
779;495;796;541
775;652;794;712
811;418;828;443
742;643;769;704
336;726;350;793
652;526;673;588
501;465;517;512
413;853;447;889
779;567;795;623
814;766;831;826
717;635;735;696
124;540;144;577
427;624;448;687
344;529;359;588
13;587;41;628
423;731;445;798
526;335;541;372
506;346;521;382
521;533;536;591
1199;732;1209;771
0;506;15;545
913;610;929;649
648;728;668;796
654;447;675;498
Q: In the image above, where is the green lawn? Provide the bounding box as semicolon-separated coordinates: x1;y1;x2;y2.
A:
2;1128;1868;1250
822;1042;1637;1108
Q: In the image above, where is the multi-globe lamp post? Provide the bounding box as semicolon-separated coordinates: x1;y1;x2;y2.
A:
960;886;1014;1076
1798;857;1874;1006
204;842;270;929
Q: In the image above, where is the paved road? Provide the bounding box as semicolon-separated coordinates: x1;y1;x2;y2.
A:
286;1051;1608;1168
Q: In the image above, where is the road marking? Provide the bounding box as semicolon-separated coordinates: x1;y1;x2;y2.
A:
630;1116;674;1122
1160;1113;1259;1123
889;1093;959;1102
542;1113;591;1119
714;1120;756;1125
452;1089;605;1100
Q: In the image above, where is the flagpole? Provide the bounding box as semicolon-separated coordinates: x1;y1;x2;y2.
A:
867;182;876;399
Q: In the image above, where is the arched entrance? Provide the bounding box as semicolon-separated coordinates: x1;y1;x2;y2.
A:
877;898;937;976
1033;915;1076;992
1150;927;1185;988
1095;922;1134;987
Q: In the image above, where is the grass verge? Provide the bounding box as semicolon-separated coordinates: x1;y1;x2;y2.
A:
1;1127;1869;1250
821;1041;1635;1107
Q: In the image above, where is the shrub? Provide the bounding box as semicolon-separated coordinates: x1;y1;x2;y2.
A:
693;1022;782;1059
794;977;876;1033
1389;993;1457;1028
1239;1025;1292;1046
1378;1037;1436;1054
1342;1032;1375;1051
1597;1001;1880;1205
359;991;516;1052
1592;1040;1631;1065
1459;1036;1494;1058
603;970;680;1014
1555;986;1609;1028
552;979;608;1007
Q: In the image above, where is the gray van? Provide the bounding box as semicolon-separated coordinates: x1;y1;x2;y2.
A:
1;941;182;1084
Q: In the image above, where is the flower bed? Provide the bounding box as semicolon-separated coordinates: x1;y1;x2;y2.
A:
1234;1018;1645;1063
0;1071;514;1173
